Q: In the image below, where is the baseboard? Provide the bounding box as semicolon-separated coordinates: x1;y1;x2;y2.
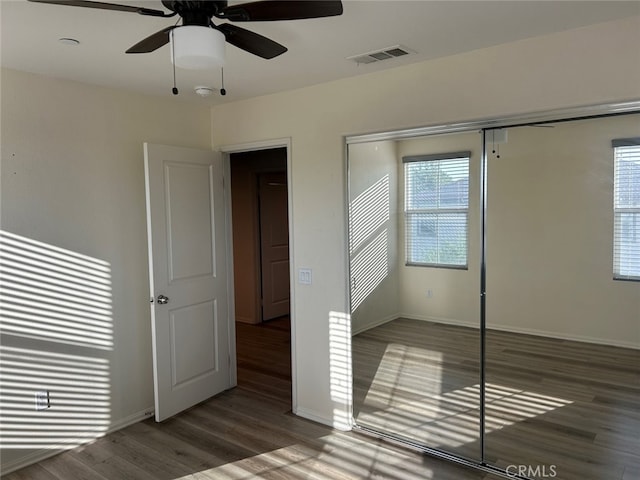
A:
293;406;352;432
0;406;155;476
351;313;399;336
292;406;331;426
108;406;155;431
399;313;479;330
487;323;640;350
235;316;260;325
400;313;640;350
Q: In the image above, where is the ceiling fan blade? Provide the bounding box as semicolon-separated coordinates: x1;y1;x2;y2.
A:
126;26;175;54
220;0;343;22
27;0;167;17
217;24;287;60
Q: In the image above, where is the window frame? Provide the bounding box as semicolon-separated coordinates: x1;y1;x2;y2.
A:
612;138;640;282
403;151;471;269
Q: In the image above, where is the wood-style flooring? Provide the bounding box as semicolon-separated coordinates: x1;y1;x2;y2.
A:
4;317;499;480
352;318;640;480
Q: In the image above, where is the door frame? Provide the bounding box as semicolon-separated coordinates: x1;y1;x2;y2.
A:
219;138;297;410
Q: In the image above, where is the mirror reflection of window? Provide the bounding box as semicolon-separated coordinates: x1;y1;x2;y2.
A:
404;153;470;268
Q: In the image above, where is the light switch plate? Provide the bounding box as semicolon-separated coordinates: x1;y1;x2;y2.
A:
298;268;312;285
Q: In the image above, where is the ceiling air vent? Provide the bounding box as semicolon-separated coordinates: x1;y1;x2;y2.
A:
347;45;415;65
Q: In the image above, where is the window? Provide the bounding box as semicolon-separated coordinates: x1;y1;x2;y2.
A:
404;152;470;267
613;138;640;280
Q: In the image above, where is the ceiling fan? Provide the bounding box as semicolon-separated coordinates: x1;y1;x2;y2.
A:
27;0;344;61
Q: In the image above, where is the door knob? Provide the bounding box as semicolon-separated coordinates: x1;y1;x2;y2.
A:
156;294;169;305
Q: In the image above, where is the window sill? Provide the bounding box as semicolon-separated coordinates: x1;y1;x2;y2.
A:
405;262;468;270
613;276;640;283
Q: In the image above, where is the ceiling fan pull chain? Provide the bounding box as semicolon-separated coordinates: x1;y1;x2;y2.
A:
220;67;226;96
171;31;179;95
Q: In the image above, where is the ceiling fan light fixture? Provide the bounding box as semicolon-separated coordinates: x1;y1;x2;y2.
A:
171;26;225;70
194;86;215;97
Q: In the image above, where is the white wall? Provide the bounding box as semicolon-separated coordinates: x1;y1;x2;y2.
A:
0;68;212;473
348;141;399;334
211;17;640;428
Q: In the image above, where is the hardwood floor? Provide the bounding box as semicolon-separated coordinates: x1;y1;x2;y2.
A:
353;319;481;461
352;318;640;480
5;317;499;480
235;317;292;402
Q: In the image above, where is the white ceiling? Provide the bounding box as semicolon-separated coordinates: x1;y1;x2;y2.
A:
2;0;639;105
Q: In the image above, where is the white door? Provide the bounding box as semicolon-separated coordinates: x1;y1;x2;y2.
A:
144;143;231;422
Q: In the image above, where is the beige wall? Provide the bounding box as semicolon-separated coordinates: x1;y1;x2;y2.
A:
486;115;640;346
348;140;399;334
0;68;212;473
211;17;640;427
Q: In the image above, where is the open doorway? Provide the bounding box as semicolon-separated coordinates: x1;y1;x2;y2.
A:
229;147;293;405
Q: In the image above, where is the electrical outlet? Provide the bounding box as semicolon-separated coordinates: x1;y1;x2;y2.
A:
35;391;50;410
427;289;433;298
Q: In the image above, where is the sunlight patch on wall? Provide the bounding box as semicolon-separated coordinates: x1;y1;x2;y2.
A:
0;231;113;349
350;231;389;312
349;174;390;254
348;174;391;312
329;311;352;430
0;231;113;452
0;346;111;448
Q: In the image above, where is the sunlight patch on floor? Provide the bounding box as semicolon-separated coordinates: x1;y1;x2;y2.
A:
357;343;573;449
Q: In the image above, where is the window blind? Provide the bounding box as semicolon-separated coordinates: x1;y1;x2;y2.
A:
404;154;470;267
613;139;640;280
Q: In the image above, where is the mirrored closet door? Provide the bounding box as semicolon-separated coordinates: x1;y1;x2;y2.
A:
348;131;483;461
483;114;640;480
348;109;639;479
